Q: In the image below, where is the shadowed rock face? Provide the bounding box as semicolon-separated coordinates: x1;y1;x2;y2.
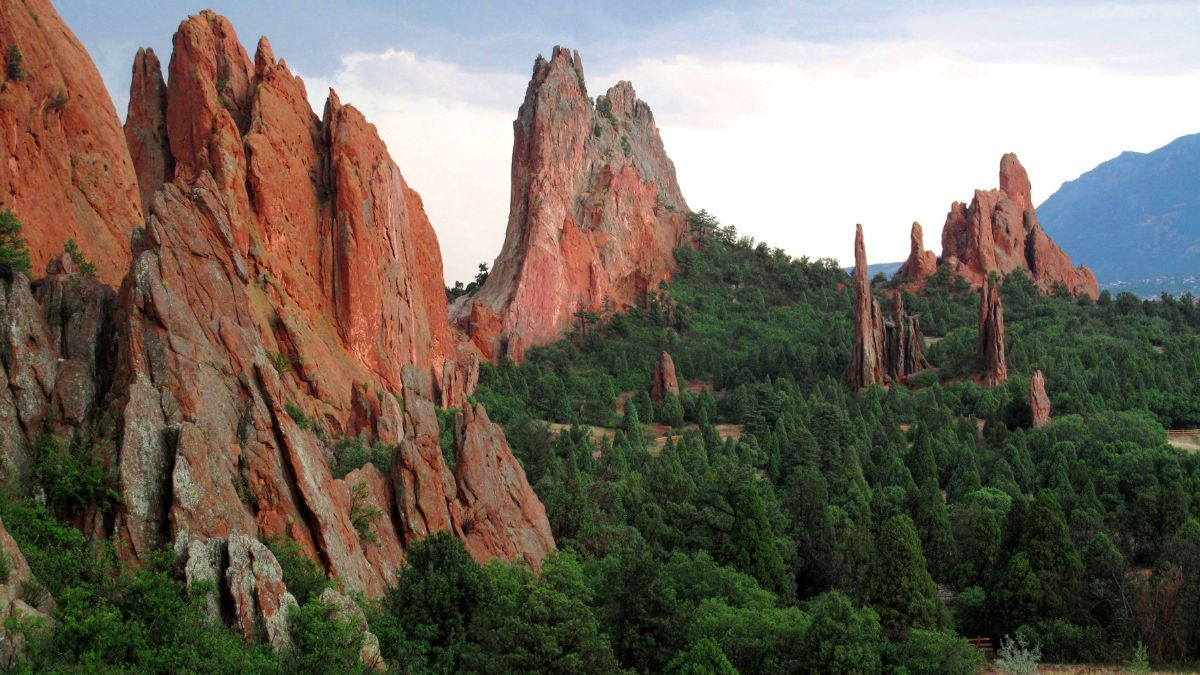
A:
452;46;691;362
1030;369;1051;427
936;154;1098;298
0;7;554;604
978;278;1008;387
0;0;142;285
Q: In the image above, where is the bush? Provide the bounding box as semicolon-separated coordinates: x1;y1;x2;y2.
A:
886;629;983;674
995;633;1041;675
328;434;392;479
284;402;311;431
62;239;95;277
31;433;119;517
286;598;364;673
5;44;24;81
265;537;330;605
0;209;32;277
349;482;382;545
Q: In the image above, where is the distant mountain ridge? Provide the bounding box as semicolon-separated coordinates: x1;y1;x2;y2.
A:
1038;133;1200;283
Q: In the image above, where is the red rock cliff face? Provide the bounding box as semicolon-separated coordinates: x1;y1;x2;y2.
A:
0;0;141;285
0;7;554;605
937;154;1098;298
452;46;690;362
104;11;553;593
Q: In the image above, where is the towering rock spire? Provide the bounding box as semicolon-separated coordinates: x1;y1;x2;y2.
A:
125;48;171;215
978;278;1008;386
0;0;142;284
936;154;1098;298
1030;369;1051;427
452;46;691;362
895;221;937;285
850;224;886;390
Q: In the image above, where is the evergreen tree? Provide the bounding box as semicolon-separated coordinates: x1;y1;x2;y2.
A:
865;515;946;638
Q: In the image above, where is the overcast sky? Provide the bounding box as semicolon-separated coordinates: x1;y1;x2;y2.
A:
58;1;1200;284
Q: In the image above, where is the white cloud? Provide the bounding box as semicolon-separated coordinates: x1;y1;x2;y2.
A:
304;8;1200;283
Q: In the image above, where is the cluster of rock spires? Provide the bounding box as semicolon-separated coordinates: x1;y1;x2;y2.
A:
0;0;560;646
852;153;1094;392
849;224;933;391
450;46;692;362
896;153;1099;299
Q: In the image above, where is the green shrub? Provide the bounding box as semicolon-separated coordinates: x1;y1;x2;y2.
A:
436;407;458;471
265;537;329;605
286;598;364;673
31;433;119;517
269;351;291;374
0;209;32;277
5;44;24;81
328;435;392;479
0;551;9;584
349;482;382;545
63;239;95;276
886;629;983;674
284;402;310;431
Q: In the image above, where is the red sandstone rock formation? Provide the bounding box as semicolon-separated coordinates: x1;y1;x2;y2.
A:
850;227;933;391
652;351;680;402
978;278;1008;386
0;0;141;285
452;46;690;362
850;225;886;390
937;154;1098;298
104;11;553;594
125;48;171;215
883;292;932;384
0;6;552;610
1030;369;1051;427
895;222;937;286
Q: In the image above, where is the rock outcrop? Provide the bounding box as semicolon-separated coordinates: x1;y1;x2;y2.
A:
935;154;1098;298
850;225;886;391
0;255;115;487
882;292;932;384
0;7;553;615
0;0;142;285
651;351;680;402
850;226;933;391
1030;369;1051;427
978;278;1008;386
452;46;691;362
895;222;937;286
183;535;297;649
106;11;551;593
